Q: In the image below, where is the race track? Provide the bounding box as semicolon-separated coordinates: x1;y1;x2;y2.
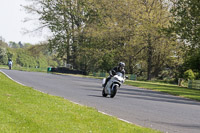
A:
1;69;200;133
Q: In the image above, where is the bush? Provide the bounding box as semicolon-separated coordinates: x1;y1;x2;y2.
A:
0;48;8;65
184;69;195;81
193;72;200;79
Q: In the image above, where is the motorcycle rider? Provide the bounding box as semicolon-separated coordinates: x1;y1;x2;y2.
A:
103;62;125;87
8;59;12;70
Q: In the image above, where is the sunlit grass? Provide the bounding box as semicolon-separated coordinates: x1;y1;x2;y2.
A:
0;65;47;72
0;72;160;133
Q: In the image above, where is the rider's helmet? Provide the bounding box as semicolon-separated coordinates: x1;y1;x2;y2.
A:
118;62;125;70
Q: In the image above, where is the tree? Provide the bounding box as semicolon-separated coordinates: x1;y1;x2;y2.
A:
24;0;90;67
24;0;179;79
169;0;200;76
9;41;20;48
0;37;8;65
169;0;200;49
128;0;175;80
77;0;177;77
182;49;200;74
184;69;195;81
0;47;8;65
0;36;8;48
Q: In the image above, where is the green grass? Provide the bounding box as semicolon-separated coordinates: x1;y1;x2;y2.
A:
0;65;8;69
0;72;160;133
126;80;200;101
0;65;47;72
13;66;47;72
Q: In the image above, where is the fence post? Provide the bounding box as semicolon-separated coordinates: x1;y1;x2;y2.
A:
99;72;106;77
188;80;192;89
93;72;96;77
130;74;137;80
47;67;51;72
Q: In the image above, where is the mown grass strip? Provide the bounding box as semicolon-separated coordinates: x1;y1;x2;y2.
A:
126;80;200;101
0;72;160;133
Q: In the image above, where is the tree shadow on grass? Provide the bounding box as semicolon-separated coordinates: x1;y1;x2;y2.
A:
125;81;200;100
118;86;200;106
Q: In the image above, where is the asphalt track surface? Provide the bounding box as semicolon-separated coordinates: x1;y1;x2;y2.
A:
1;69;200;133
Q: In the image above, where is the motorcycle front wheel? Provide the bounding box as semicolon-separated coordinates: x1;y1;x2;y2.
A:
110;85;118;98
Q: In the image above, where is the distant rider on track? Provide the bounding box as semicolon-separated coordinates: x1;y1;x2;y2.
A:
8;59;12;70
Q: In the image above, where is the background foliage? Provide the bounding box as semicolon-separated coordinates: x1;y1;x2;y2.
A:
1;0;199;82
0;41;59;69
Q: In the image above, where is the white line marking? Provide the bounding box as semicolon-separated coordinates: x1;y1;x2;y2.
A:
0;70;26;86
0;70;135;126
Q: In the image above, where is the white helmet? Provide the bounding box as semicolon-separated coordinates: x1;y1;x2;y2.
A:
119;62;125;68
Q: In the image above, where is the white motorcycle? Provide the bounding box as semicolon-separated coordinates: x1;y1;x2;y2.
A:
8;61;12;70
102;72;127;98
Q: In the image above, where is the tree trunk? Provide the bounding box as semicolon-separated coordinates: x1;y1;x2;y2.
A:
129;56;133;74
66;37;70;64
147;33;152;80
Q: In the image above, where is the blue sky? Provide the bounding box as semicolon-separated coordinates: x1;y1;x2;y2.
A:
0;0;49;44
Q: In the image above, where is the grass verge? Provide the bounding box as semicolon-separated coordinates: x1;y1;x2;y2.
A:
0;72;160;133
0;65;47;72
125;80;200;101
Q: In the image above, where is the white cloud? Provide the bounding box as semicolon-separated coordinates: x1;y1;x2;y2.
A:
0;0;49;44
